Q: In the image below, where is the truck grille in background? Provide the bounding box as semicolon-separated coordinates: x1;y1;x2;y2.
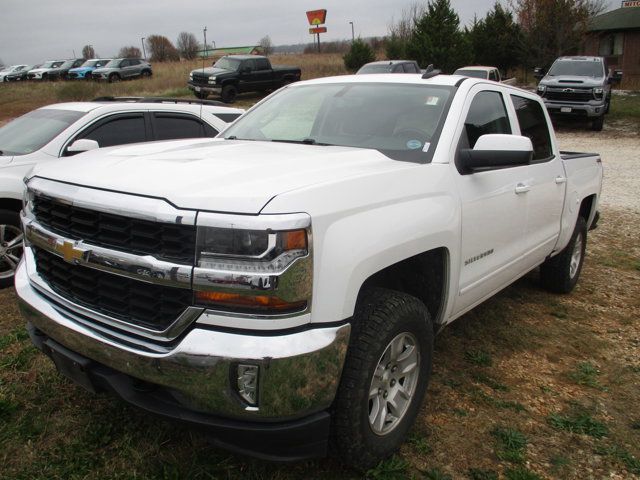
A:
33;247;192;331
33;195;196;264
544;88;593;102
191;73;210;85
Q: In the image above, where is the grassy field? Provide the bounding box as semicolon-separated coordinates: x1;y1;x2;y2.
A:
1;206;638;479
0;54;349;122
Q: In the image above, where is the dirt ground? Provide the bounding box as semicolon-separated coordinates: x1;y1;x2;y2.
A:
0;121;639;480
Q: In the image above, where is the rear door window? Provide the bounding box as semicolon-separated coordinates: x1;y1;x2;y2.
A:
403;63;418;73
255;58;270;71
510;95;553;161
153;113;210;140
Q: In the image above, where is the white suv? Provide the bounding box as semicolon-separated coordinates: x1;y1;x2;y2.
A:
0;97;244;286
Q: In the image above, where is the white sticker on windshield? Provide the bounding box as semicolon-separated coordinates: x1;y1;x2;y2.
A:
422;142;431;152
425;96;439;106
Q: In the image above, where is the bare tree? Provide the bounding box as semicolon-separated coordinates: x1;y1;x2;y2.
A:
146;35;180;62
0;59;4;69
177;32;199;60
81;45;96;59
118;46;142;58
259;35;273;56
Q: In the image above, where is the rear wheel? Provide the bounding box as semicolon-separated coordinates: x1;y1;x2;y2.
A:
332;288;433;469
540;216;587;294
221;84;238;103
0;210;24;288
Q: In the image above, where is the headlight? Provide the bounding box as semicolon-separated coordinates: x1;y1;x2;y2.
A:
537;84;546;94
193;213;312;315
208;76;217;84
593;87;604;98
189;72;193;80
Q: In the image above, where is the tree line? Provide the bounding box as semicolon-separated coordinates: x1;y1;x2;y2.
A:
345;0;607;73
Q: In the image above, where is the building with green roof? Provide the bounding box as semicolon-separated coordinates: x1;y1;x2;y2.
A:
196;45;263;58
583;2;640;85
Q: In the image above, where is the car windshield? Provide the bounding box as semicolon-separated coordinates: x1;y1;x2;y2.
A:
41;61;57;69
548;60;604;77
224;82;453;162
52;61;64;68
0;67;11;73
213;57;242;71
82;60;101;68
357;64;395;74
104;59;122;68
59;60;75;69
0;109;85;156
454;69;487;79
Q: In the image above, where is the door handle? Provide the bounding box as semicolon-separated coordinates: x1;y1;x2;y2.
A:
555;176;567;184
515;183;530;194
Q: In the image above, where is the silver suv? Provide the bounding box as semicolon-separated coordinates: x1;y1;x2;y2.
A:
92;58;152;83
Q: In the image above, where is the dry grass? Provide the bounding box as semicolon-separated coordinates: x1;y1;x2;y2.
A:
0;54;349;122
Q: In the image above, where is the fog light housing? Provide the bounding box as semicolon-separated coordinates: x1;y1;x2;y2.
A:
236;364;259;407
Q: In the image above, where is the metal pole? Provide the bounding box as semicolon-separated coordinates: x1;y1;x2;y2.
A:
141;38;146;59
73;49;76;58
349;22;354;42
204;27;208;59
317;32;320;53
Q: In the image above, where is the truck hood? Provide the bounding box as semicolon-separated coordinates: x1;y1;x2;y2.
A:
29;139;410;214
540;75;604;88
191;67;232;77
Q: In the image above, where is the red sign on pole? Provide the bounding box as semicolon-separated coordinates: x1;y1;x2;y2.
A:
306;9;327;25
309;27;328;34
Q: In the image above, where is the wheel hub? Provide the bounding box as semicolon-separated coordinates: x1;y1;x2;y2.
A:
368;332;420;436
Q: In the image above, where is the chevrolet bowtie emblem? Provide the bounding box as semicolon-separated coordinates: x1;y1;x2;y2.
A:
57;240;85;263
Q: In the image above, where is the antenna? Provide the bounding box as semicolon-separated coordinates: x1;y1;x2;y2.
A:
201;26;207;121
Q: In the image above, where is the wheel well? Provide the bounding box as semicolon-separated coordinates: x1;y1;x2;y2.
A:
0;198;22;214
359;248;447;328
579;195;596;223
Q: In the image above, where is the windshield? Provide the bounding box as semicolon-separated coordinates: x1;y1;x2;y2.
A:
59;60;75;69
213;57;242;71
224;82;453;161
0;67;11;73
41;61;58;69
0;109;85;156
548;60;604;77
454;69;487;79
82;60;101;68
357;64;395;74
104;59;122;68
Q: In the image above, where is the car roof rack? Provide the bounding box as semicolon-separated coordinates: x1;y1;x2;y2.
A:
91;96;227;107
421;64;442;79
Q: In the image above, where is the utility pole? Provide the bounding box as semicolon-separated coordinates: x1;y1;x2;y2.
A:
203;27;208;58
349;21;354;42
141;37;146;59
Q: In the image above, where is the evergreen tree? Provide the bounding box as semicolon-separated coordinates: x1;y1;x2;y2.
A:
343;39;375;72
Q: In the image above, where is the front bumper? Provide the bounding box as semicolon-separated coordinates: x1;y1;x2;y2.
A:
188;82;222;93
543;99;606;118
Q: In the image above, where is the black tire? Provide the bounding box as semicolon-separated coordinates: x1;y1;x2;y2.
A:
141;69;152;78
591;115;604;131
108;73;121;83
605;97;611;114
194;90;209;100
220;84;238;104
0;209;23;289
332;287;434;469
540;216;587;294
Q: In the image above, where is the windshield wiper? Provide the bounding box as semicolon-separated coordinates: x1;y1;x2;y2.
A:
271;138;329;146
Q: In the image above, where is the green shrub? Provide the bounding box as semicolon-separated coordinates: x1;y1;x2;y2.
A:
343;39;375;72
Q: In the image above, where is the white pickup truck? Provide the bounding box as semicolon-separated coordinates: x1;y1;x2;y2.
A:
15;73;602;468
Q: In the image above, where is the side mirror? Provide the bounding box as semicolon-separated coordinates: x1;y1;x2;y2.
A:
611;69;623;84
533;67;545;79
459;134;533;173
67;139;100;154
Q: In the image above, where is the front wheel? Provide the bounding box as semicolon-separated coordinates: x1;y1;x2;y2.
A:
220;84;238;103
332;288;433;469
108;73;121;83
193;90;209;100
591;115;604;131
0;210;24;288
540;216;587;294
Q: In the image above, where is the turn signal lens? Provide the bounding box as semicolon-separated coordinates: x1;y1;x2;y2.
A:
282;229;307;251
195;290;307;312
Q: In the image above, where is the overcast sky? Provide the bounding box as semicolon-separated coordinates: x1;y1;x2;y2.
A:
0;0;619;65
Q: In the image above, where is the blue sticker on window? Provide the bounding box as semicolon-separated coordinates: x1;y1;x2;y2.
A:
406;139;422;150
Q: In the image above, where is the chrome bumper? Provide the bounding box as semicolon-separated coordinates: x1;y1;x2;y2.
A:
15;259;350;421
188;83;222;93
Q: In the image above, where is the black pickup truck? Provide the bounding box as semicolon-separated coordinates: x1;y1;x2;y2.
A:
188;55;301;103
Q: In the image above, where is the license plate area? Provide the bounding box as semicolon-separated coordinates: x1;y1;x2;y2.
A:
194;86;201;92
560;107;572;113
43;339;97;393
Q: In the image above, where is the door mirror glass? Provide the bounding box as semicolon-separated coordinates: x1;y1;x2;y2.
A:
459;134;533;173
612;69;623;83
67;138;100;153
533;67;545;79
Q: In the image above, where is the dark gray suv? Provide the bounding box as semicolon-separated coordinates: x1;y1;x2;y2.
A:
92;58;152;83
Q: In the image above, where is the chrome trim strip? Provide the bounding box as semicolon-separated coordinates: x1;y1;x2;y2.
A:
197;211;311;230
23;215;193;289
27;176;197;225
23;247;203;342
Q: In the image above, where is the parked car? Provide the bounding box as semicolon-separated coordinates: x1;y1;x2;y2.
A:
0;97;243;286
356;60;423;74
4;64;39;82
188;55;301;103
92;58;152;83
0;65;30;82
454;66;516;85
27;60;65;80
68;59;112;80
47;59;86;81
535;56;622;131
14;74;602;467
